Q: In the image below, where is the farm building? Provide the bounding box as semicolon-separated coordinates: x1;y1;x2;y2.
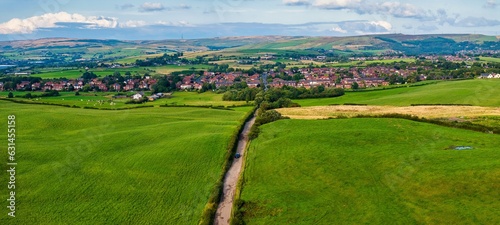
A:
132;93;143;100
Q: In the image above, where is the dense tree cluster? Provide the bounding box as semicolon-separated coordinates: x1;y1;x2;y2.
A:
20;90;60;98
267;86;345;100
223;85;344;103
135;53;187;67
151;74;182;93
81;71;98;81
222;88;260;102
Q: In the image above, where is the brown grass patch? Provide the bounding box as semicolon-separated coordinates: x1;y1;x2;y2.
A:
277;106;500;120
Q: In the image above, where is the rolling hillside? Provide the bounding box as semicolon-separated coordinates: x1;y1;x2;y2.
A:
0;34;498;63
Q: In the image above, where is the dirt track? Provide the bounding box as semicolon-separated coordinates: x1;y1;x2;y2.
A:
277;105;500;119
214;116;256;225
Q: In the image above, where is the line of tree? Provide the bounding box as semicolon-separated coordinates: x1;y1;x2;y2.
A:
222;85;345;102
19;90;60;98
222;88;260;102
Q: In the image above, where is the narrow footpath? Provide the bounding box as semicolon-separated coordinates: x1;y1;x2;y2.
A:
214;116;256;225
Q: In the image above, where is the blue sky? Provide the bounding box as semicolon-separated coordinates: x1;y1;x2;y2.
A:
0;0;498;40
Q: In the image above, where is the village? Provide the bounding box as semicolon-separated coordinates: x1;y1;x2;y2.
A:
0;65;439;95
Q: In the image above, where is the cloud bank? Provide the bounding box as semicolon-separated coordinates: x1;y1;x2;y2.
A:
0;12;118;34
139;2;168;12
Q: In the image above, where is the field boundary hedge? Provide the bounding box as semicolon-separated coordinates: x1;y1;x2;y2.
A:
0;98;155;110
160;104;234;111
198;106;257;225
410;103;473;106
0;98;78;108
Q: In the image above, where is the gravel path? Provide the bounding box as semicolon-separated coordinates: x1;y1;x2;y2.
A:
214;116;256;225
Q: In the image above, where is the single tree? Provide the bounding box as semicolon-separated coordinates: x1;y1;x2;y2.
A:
352;82;359;90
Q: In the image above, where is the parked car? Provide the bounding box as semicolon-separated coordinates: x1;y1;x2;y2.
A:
235;153;241;158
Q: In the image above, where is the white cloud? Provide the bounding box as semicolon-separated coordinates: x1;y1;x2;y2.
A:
283;0;312;6
116;4;135;10
313;0;361;9
337;20;392;34
178;4;192;10
375;2;424;18
331;26;347;33
369;21;392;31
156;20;195;27
454;17;500;27
483;0;497;9
0;12;118;34
139;2;168;12
120;20;148;28
288;0;434;20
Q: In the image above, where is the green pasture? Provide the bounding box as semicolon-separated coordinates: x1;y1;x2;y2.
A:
31;70;83;79
156;91;251;107
239;118;500;224
0;101;250;224
30;67;153;79
479;57;500;63
0;91;250;109
296;80;500;107
152;65;212;74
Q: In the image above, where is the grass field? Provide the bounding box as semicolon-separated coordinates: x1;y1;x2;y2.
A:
295;80;500;107
152;64;213;74
0;91;249;109
114;53;165;64
0;101;251;224
479;57;500;63
32;70;84;79
32;68;150;79
157;91;251;107
364;58;416;64
239;118;500;224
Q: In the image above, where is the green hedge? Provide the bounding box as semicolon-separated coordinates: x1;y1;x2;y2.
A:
0;98;154;111
410;104;473;106
161;104;234;111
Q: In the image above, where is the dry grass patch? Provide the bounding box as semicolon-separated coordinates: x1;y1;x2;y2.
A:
277;105;500;119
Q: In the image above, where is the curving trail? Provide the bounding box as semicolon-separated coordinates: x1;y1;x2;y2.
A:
214;116;256;225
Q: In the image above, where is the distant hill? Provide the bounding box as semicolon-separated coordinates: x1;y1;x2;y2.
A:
225;34;499;55
0;34;498;60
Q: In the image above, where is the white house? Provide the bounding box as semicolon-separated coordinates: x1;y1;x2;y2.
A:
132;93;143;100
479;73;500;79
180;84;193;90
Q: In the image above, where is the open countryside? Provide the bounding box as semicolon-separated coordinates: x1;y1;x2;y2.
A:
0;101;250;224
237;119;499;224
0;33;499;225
